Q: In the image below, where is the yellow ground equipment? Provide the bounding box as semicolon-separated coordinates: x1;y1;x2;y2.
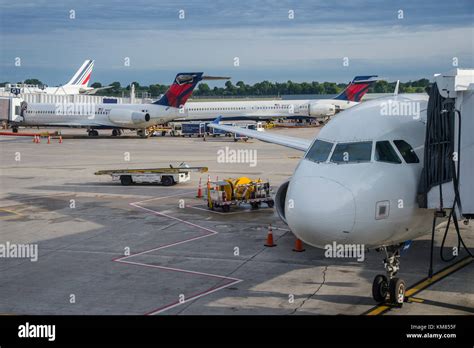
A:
206;177;274;212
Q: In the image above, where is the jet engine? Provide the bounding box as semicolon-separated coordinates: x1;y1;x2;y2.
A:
108;109;150;125
308;103;336;118
274;179;290;224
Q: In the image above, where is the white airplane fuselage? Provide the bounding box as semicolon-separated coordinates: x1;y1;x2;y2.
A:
182;99;358;121
40;85;96;95
283;94;434;249
19;102;180;129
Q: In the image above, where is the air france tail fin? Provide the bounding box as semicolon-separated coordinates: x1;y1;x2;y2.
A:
334;75;378;102
65;60;94;87
153;73;230;108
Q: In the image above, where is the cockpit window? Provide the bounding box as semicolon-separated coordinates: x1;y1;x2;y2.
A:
305;140;334;163
393;140;420;163
375;141;401;164
330;141;372;163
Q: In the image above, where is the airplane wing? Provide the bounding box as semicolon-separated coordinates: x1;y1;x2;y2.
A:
81;86;113;95
207;123;311;151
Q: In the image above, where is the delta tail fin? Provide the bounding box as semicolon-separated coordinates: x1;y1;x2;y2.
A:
153;73;229;108
334;75;378;102
65;60;94;87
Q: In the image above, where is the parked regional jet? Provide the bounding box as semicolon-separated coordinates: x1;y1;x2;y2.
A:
13;73;227;137
180;75;378;122
208;93;444;305
6;60;110;95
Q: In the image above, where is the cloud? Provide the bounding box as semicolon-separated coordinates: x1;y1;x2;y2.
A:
0;0;472;84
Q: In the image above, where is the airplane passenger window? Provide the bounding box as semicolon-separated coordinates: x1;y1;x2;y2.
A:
393;140;420;163
331;141;372;163
375;141;401;163
305;140;334;163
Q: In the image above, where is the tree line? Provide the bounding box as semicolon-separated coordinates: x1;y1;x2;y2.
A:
1;78;430;98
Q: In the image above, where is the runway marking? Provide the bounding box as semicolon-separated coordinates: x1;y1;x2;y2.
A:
112;191;243;315
364;255;473;316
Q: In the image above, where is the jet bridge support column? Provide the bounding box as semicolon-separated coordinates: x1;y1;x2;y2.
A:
418;69;474;219
417;69;474;277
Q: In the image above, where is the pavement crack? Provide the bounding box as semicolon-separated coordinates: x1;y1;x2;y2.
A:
289;265;328;315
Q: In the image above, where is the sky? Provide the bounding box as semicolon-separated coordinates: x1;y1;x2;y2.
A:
0;0;473;86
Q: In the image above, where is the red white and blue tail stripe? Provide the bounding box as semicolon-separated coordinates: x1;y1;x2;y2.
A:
66;60;94;87
334;75;378;102
153;72;204;108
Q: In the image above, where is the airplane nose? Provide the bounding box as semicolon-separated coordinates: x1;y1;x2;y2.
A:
286;176;356;248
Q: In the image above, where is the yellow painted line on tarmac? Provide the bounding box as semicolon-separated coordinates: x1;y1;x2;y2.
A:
364;256;473;316
0;208;22;220
405;256;472;298
365;305;389;316
406;297;425;303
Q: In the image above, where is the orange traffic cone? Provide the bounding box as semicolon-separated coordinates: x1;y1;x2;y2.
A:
58;135;63;144
264;224;276;247
293;238;305;252
47;136;51;144
196;177;203;198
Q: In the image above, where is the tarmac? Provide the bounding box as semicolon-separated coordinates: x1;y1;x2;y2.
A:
0;127;472;315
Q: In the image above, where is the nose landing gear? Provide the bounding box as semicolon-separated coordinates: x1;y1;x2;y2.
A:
372;244;406;306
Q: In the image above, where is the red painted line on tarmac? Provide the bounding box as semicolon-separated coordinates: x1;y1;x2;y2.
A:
112;192;243;315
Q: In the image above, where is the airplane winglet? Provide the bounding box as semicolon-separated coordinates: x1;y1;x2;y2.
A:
212;116;223;124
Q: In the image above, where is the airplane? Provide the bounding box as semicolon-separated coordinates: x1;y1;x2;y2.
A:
6;60;112;96
207;90;465;305
12;73;228;137
179;75;378;122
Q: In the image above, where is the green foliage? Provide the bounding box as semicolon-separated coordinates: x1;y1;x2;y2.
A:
24;78;43;86
71;78;432;98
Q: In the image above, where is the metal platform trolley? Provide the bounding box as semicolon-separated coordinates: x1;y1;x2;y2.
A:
95;162;208;186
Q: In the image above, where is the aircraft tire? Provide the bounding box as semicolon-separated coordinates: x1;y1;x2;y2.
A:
372;274;388;303
389;278;406;305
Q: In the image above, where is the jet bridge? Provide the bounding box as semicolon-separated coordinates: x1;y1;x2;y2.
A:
0;97;25;124
418;69;474;219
